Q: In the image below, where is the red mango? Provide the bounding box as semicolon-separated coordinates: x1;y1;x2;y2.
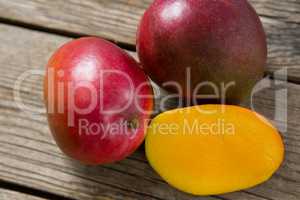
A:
44;37;153;165
137;0;267;104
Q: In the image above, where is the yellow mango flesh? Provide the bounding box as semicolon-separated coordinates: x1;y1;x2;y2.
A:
146;105;284;195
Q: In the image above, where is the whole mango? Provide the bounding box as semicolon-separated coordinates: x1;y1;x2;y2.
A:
137;0;267;104
44;37;153;165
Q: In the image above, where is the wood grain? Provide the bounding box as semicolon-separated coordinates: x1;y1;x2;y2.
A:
0;0;299;81
0;189;47;200
0;24;221;200
0;23;299;200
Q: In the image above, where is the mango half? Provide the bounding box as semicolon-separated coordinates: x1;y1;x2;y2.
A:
146;105;284;195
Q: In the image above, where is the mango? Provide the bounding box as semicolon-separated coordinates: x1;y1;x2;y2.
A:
146;105;284;195
137;0;267;104
44;37;154;165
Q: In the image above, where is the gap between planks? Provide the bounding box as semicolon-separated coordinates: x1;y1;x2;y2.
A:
0;180;75;200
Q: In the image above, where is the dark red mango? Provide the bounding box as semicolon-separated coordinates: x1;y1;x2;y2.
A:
137;0;267;104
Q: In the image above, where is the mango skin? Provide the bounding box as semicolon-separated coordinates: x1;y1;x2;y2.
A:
137;0;267;104
146;105;284;195
44;37;153;165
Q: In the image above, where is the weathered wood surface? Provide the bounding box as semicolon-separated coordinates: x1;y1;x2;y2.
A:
0;0;299;81
0;24;299;200
0;189;47;200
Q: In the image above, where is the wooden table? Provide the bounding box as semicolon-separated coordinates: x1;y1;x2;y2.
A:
0;0;299;199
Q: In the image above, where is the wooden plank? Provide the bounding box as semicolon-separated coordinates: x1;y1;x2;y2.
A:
0;0;299;81
0;23;219;200
0;0;148;45
0;188;47;200
249;0;300;83
0;24;299;200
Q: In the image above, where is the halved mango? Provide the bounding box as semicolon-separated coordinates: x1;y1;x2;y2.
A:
146;105;284;195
